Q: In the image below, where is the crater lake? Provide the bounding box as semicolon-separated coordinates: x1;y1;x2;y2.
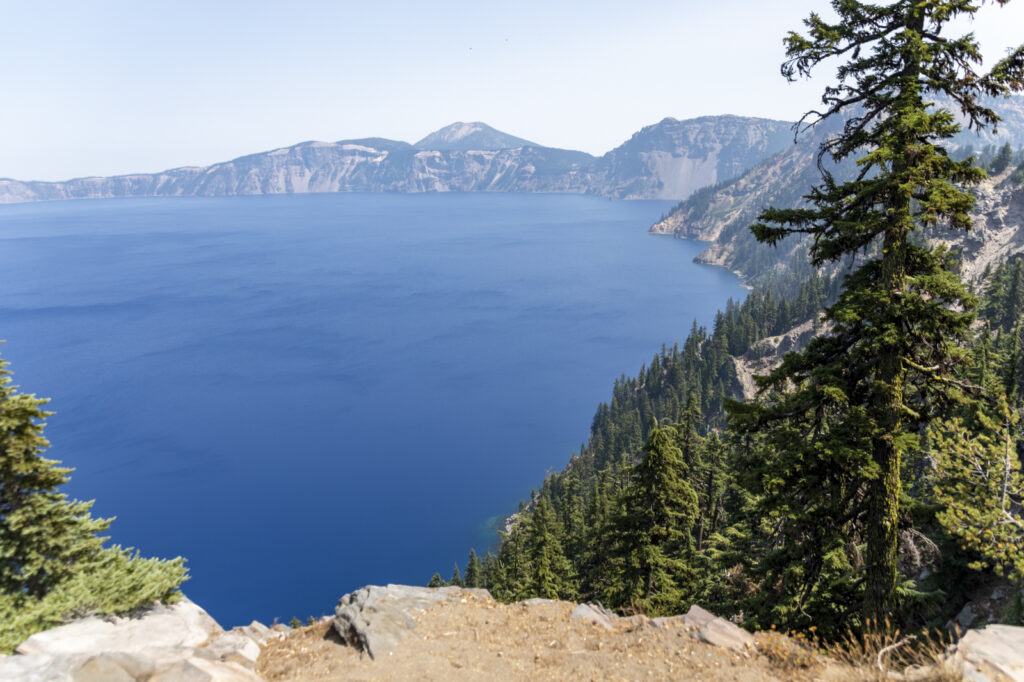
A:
0;192;746;626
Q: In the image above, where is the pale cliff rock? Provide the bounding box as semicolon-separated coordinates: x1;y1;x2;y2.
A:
581;115;795;200
651;95;1024;286
940;169;1024;283
1;598;284;681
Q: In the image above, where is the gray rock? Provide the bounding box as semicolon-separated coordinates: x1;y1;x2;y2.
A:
519;598;560;607
226;622;282;647
16;599;222;657
681;604;755;651
570;604;616;631
697;617;756;651
680;604;717;629
333;584;492;659
0;653;70;682
2;599;262;681
650;616;687;630
958;602;979;629
87;653;156;680
954;625;1024;681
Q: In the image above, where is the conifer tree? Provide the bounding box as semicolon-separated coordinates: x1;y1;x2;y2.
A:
991;142;1015;174
559;470;586;562
729;0;1024;623
609;424;698;615
494;519;529;601
0;350;187;652
526;498;575;600
932;399;1024;584
0;357;109;595
449;562;463;588
464;549;484;589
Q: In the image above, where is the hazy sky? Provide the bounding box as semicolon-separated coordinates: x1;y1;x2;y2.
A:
3;1;1023;181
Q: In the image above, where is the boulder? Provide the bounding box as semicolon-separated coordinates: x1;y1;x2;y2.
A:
2;599;266;681
570;603;616;631
0;654;67;682
680;604;717;629
69;653;158;681
16;598;222;657
518;598;560;607
0;650;263;682
681;604;755;651
954;625;1024;681
334;584;492;659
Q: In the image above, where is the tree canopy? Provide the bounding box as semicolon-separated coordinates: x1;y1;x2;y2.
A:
730;0;1024;623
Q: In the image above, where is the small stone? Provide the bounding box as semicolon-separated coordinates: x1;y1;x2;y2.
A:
570;604;615;632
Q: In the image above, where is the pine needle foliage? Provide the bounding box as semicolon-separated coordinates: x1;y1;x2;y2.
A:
931;398;1024;583
728;0;1024;625
605;424;699;615
0;350;187;652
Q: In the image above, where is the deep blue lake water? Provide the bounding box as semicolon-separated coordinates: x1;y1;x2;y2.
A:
0;193;746;626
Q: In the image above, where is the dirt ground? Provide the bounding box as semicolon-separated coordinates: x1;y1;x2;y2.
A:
256;594;854;681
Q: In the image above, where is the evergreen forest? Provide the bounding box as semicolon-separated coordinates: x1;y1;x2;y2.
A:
439;0;1024;639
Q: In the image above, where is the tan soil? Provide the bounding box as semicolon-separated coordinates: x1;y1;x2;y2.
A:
256;594;853;681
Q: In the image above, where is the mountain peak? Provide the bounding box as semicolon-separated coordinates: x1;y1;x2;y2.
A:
414;122;538;151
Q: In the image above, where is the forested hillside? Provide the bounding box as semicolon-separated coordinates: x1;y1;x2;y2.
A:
439;177;1024;637
440;0;1024;639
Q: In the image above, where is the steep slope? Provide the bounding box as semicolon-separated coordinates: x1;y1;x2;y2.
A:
583;115;795;199
651;95;1024;285
649;115;851;284
941;169;1024;282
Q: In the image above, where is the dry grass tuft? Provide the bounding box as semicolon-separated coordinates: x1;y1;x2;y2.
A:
757;630;818;672
820;619;961;682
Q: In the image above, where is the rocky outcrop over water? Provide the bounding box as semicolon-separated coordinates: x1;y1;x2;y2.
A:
333;584;491;659
0;598;284;681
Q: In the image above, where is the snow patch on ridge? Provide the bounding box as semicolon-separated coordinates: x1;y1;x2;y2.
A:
443;122;484;142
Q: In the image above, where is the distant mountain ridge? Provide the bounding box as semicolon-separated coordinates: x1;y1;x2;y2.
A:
0;116;796;205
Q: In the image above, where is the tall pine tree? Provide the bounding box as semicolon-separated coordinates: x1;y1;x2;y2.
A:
607;424;698;615
729;0;1024;624
0;355;109;596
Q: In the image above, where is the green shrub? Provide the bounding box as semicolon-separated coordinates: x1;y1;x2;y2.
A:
0;546;187;652
0;349;188;652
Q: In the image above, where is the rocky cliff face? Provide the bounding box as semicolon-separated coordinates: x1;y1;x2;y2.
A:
0;117;793;205
650;95;1024;286
577;115;795;199
942;170;1024;282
